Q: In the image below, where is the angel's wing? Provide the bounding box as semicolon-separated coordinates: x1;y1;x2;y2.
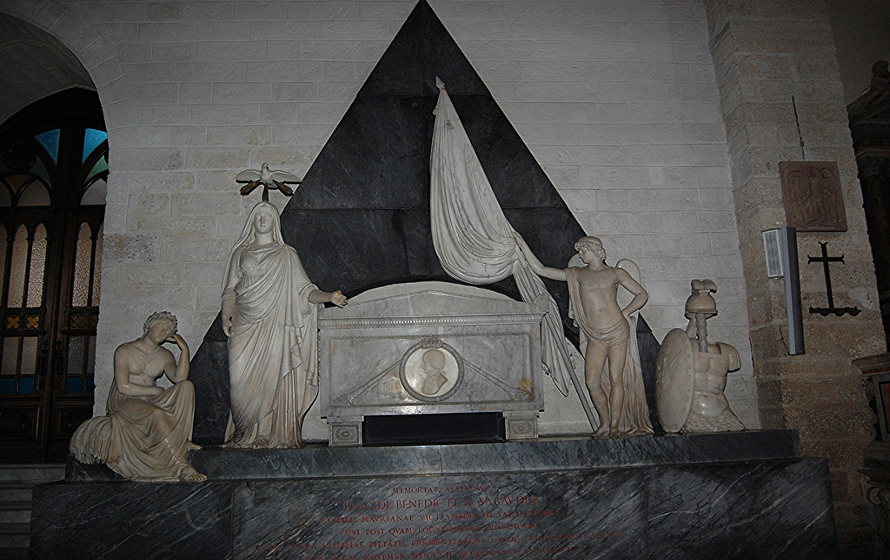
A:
616;258;642;312
616;258;641;283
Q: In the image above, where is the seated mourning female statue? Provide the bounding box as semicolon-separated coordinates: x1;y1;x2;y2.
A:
70;312;206;482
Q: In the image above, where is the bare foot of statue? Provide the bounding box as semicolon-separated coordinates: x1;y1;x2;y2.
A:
592;423;611;438
179;466;207;482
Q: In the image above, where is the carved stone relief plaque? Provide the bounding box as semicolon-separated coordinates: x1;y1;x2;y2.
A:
400;338;463;402
779;161;848;232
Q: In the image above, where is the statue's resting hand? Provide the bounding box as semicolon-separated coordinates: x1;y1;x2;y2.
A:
167;333;189;351
309;289;347;307
221;287;236;338
329;290;347;308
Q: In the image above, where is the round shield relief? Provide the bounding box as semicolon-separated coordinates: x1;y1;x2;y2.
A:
655;328;696;433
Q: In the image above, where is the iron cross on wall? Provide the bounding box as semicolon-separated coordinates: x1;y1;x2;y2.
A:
808;241;860;317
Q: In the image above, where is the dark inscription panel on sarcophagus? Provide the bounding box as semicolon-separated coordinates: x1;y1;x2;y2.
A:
234;470;638;560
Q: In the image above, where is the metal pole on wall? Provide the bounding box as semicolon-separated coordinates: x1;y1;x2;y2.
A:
763;227;805;355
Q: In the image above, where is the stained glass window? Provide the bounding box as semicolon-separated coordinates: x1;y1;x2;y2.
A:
26;225;47;308
0;89;108;458
3;174;30;193
64;378;81;394
67;336;84;375
20;337;37;375
28;157;52;187
1;338;16;377
7;225;28;308
18;179;51;206
92;225;103;305
81;177;106;205
0;139;53;198
65;336;85;394
72;224;92;307
0;335;37;395
64;332;97;395
82;129;107;163
34;129;60;163
18;377;34;394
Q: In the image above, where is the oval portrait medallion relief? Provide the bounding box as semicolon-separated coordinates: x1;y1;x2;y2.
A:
399;337;463;402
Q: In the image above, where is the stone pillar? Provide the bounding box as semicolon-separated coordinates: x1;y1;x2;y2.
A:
856;157;890;340
703;0;886;556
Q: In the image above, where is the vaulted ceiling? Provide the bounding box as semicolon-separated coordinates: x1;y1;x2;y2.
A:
0;14;95;127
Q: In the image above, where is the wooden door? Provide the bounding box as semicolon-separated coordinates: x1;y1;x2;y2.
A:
0;89;107;462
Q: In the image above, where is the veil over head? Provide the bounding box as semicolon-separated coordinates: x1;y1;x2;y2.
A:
223;202;285;290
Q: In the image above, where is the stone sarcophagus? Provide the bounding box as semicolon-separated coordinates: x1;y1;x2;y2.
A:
318;282;544;446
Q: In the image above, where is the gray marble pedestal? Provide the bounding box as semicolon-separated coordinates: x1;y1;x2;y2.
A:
34;431;838;559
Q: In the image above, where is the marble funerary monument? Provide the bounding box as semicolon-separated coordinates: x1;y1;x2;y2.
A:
22;1;859;558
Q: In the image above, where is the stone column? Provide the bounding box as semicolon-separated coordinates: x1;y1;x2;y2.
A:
857;157;890;337
703;0;886;556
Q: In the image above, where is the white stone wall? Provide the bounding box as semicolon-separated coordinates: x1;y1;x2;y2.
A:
1;0;757;430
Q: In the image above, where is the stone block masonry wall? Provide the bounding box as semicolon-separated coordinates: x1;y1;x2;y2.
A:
0;1;754;429
703;0;886;557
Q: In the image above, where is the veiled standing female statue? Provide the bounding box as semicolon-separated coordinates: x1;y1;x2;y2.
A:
222;202;346;448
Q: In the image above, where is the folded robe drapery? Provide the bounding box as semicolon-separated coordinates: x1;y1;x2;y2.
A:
429;79;571;396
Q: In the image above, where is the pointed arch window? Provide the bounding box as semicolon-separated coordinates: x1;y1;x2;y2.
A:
34;129;60;164
0;88;107;461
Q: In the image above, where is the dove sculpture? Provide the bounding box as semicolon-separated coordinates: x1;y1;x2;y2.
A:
235;163;302;201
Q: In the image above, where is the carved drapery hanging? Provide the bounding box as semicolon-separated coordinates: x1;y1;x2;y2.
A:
429;79;572;398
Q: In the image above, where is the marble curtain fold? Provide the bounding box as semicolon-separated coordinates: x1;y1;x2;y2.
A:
430;81;571;396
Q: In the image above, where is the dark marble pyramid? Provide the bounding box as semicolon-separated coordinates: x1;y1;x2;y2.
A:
190;0;661;443
281;0;582;308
